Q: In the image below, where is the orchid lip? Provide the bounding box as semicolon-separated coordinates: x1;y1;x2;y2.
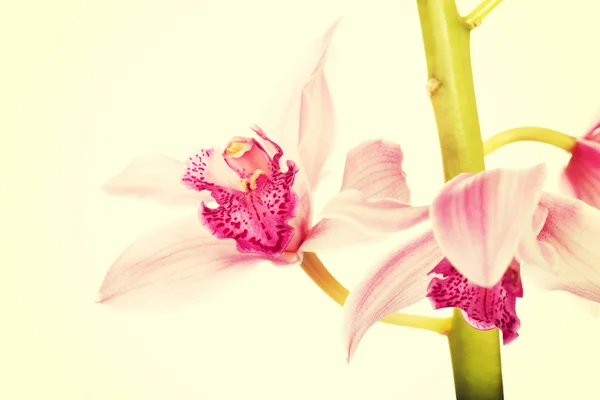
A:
182;127;301;258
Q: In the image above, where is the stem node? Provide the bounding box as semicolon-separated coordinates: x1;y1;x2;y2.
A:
426;77;442;96
463;19;481;30
463;0;504;30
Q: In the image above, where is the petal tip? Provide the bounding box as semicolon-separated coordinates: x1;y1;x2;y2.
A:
100;178;123;195
324;17;343;44
96;283;120;306
95;295;111;306
344;332;358;364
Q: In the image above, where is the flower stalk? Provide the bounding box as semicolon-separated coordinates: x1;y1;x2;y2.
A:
417;0;504;398
484;127;577;155
300;252;452;334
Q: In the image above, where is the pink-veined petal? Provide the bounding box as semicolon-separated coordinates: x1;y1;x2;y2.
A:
320;190;429;234
531;204;548;235
343;231;444;361
430;164;547;288
103;154;210;206
340;140;411;203
296;19;339;190
534;192;600;302
562;140;600;210
427;259;523;345
255;19;341;157
299;218;383;253
98;217;262;310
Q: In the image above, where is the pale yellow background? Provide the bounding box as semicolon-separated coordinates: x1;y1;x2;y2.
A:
3;0;600;399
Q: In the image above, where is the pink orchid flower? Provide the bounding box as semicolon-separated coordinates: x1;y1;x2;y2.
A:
324;160;600;360
562;119;600;209
96;20;422;308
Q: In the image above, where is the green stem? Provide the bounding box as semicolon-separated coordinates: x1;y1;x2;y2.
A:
463;0;504;29
416;0;503;399
447;309;503;400
417;0;485;180
300;252;452;334
484;127;577;155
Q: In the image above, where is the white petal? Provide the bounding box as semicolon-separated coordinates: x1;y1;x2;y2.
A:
533;192;600;303
320;190;429;234
297;19;339;190
343;231;443;360
517;205;558;270
98;217;262;310
299;218;382;253
340;140;411;203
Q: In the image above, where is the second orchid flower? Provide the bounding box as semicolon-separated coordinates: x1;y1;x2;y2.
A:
333;157;600;359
